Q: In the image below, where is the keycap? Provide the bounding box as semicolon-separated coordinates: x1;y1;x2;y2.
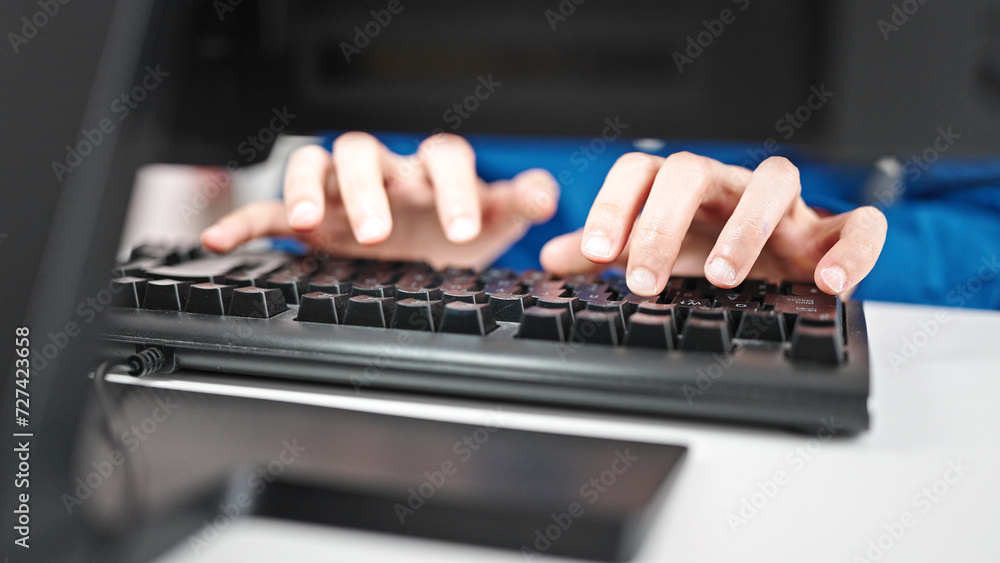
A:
391;298;443;331
735;309;786;341
296;292;349;324
396;284;443;301
228;286;288;318
572;310;625;346
789;315;845;363
624;313;676;350
488;292;535;322
773;295;839;333
185;283;236;315
442;289;488;304
223;273;266;287
788;283;823;297
680;308;732;353
439;302;498;335
308;276;354;295
585;299;631;327
350;283;397;298
142;279;192;311
530;281;569;298
621;292;661;313
343;295;395;328
517;307;573;342
111;276;148;308
536;296;582;321
267;274;308;304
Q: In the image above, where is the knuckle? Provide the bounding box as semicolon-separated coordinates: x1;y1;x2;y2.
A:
633;216;679;252
333;131;378;154
590;200;629;223
421;133;474;158
855;205;888;233
662;151;711;187
759;156;801;184
615;152;662;174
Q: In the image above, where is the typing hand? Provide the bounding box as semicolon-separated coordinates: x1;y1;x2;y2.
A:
201;132;559;268
540;152;886;296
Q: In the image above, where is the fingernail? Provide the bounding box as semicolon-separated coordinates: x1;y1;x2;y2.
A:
289;201;319;229
821;266;847;293
627;268;658;296
707;258;737;286
582;234;612;259
448;215;478;242
357;217;388;243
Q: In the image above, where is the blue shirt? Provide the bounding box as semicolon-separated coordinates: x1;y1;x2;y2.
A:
315;132;1000;310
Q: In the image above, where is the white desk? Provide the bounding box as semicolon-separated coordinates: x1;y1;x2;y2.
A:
139;301;999;563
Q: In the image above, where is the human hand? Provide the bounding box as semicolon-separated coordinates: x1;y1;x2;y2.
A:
540;152;886;296
201;132;559;269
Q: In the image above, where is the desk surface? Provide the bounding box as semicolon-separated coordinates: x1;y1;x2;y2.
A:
139;301;999;563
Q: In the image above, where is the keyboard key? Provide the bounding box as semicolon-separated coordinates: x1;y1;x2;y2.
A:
442;289;488;304
624;313;676;350
396;284;443;301
343;295;395;328
488;292;535;322
296;292;349;324
391;298;443;331
308;275;354;295
680;310;732;354
350;283;397;298
185;283;236;315
228;286;288;318
267;274;308;304
585;299;631;327
536;296;583;321
572;310;625;346
142;279;192;311
621;292;661;313
111;276;148;308
789;316;845;363
735;309;786;342
517;307;573;342
439;302;498;335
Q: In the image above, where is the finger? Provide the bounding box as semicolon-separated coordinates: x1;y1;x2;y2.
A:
580;152;664;263
814;206;887;295
201;200;294;253
332;132;393;245
625;152;751;295
703;156;804;288
483;168;560;231
419;133;481;243
541;230;616;275
283;145;331;232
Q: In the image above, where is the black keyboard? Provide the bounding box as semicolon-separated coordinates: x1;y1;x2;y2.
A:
101;245;871;434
